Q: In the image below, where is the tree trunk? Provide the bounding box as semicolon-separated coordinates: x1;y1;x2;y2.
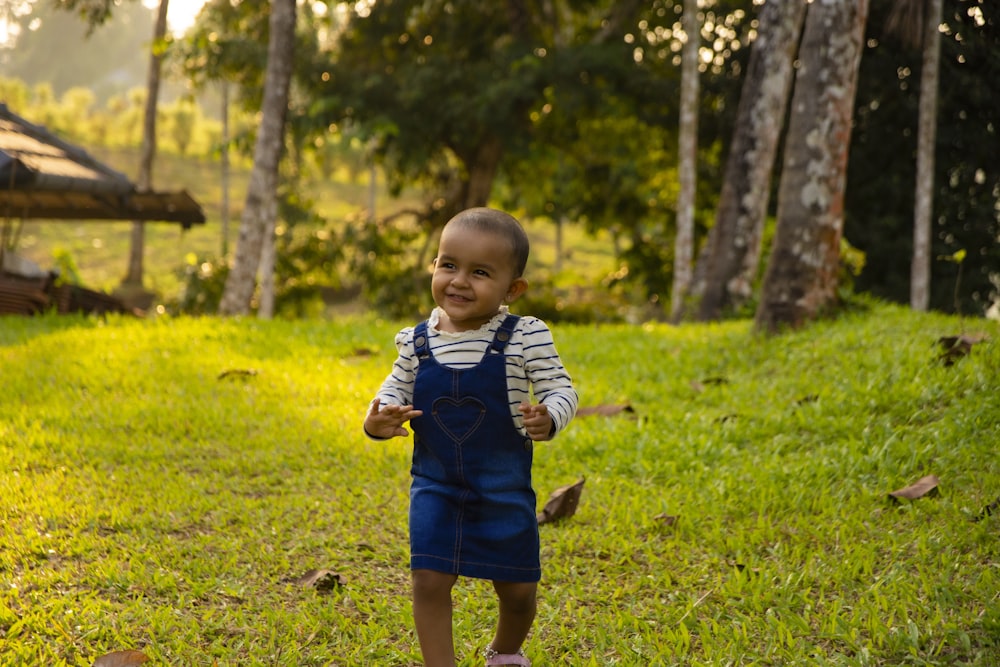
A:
910;0;942;311
218;0;296;316
123;0;168;288
220;82;231;257
691;0;807;321
755;0;869;334
258;216;277;318
669;0;699;323
464;135;504;208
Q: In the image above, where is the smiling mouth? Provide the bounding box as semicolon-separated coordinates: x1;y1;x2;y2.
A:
447;293;472;302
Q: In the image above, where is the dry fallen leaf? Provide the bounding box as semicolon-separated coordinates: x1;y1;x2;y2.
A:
889;474;940;501
293;568;346;592
937;333;988;366
92;650;150;667
974;496;1000;523
217;368;259;380
654;513;679;527
690;376;728;393
537;477;585;525
576;404;635;418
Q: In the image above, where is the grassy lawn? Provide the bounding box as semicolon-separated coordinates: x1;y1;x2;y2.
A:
2;302;999;665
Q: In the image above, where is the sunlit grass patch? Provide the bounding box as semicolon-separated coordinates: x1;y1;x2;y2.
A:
1;304;999;665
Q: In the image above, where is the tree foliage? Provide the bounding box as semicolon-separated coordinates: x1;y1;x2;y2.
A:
8;0;996;320
299;0;753;315
847;0;998;316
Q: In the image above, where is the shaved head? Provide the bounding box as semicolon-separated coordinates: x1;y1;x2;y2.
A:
443;207;530;277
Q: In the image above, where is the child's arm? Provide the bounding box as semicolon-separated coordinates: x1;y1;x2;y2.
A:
363;327;421;440
519;317;579;440
364;397;423;439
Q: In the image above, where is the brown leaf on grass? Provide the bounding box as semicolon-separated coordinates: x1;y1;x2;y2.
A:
889;474;940;501
92;650;149;667
537;477;585;525
217;368;259;380
293;568;346;592
576;404;635;418
350;347;376;357
727;561;759;577
654;513;679;527
974;496;1000;523
937;333;989;366
690;376;728;393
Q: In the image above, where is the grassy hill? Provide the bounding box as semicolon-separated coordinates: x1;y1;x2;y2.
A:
1;303;998;665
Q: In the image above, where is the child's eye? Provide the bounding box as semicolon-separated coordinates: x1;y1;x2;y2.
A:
474;269;490;277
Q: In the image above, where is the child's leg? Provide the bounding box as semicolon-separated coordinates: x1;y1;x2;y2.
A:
412;569;459;667
488;580;537;657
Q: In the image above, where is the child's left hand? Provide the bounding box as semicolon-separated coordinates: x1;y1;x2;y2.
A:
520;402;554;441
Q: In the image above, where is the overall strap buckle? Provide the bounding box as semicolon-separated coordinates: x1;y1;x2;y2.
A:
413;321;430;358
490;314;520;353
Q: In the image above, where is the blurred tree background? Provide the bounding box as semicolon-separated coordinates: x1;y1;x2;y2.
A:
0;0;996;321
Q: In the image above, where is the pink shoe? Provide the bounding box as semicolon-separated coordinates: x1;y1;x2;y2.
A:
484;647;531;666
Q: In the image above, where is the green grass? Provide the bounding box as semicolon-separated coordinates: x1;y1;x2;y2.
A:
1;302;999;665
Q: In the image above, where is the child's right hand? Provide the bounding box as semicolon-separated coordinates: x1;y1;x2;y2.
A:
363;397;423;439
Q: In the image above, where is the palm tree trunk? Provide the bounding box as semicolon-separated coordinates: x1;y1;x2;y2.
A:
670;0;700;323
123;0;169;289
691;0;807;321
910;0;942;311
218;0;296;316
755;0;870;333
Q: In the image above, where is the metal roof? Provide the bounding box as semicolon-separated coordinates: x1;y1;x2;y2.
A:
0;103;206;228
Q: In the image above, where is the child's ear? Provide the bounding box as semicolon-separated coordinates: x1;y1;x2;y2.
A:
506;277;528;303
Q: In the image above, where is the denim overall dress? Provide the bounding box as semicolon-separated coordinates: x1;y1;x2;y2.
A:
408;314;541;583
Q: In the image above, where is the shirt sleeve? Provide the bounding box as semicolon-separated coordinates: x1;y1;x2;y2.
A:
374;326;418;408
518;316;578;436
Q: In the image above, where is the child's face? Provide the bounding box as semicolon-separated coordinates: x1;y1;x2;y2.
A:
431;224;527;332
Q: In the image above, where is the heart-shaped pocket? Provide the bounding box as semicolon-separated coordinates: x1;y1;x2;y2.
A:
432;396;486;444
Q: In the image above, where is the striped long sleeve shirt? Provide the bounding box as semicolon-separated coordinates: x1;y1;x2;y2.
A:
372;306;578;438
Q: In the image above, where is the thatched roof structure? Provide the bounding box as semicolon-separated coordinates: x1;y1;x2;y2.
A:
0;103;207;315
0;102;205;227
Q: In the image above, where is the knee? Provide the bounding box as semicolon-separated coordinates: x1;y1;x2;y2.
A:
412;569;456;601
495;581;537;615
